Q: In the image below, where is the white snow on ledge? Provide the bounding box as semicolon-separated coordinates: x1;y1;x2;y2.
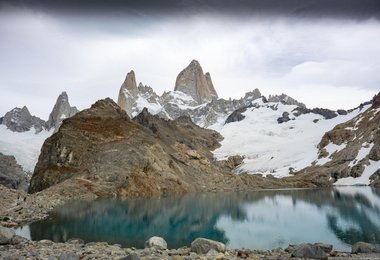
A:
0;125;52;172
334;160;380;186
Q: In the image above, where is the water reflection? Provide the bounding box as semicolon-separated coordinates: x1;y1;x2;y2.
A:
17;187;380;250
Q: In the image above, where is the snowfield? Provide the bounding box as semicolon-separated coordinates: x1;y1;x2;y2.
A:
0;125;52;172
209;101;370;178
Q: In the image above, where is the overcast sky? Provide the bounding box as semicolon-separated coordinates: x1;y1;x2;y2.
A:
0;0;379;119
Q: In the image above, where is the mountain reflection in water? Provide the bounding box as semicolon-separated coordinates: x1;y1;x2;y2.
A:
17;187;380;250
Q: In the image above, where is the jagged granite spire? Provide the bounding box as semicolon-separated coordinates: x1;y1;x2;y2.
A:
117;70;138;117
46;91;78;131
174;60;218;104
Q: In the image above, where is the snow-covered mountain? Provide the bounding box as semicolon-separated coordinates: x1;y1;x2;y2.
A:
1;60;378;187
0;92;77;172
116;60;378;185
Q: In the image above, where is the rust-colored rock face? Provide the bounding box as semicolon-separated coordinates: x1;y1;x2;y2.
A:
174;60;218;104
28;98;231;198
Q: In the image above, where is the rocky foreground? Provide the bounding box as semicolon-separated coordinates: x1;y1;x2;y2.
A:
1;226;380;260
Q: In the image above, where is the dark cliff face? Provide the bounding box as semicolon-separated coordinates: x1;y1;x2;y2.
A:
28;98;231;197
0;153;27;190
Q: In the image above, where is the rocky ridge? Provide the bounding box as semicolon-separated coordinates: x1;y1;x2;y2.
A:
117;61;351;128
28;98;234;196
28;98;336;198
296;93;380;186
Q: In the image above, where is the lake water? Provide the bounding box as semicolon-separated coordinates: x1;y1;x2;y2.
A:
16;187;380;251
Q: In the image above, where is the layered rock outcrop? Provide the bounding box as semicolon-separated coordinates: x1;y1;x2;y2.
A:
46;92;78;131
2;106;45;133
174;60;218;104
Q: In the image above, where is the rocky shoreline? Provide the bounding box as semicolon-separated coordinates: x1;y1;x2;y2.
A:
1;227;380;260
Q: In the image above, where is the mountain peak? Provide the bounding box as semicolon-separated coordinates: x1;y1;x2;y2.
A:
46;91;78;131
2;105;45;133
117;70;139;117
174;60;218;104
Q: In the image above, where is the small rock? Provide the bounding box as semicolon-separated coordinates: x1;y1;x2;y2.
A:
314;242;333;253
39;239;54;246
67;238;85;245
352;241;377;253
124;252;140;260
191;237;225;254
291;243;330;259
0;225;16;245
58;252;79;260
144;236;167;250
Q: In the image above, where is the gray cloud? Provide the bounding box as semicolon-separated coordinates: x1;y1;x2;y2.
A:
1;0;379;20
0;6;379;119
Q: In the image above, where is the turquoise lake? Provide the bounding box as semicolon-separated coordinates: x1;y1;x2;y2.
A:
16;187;380;251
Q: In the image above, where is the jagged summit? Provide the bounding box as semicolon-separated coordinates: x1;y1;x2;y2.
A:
2;106;45;133
174;60;218;104
46;91;78;131
117;70;139;117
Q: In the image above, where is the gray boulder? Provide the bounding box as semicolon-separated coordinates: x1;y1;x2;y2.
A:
352;241;379;253
291;243;332;259
144;236;167;250
124;253;140;260
191;238;225;254
277;112;291;124
58;252;79;260
0;225;15;245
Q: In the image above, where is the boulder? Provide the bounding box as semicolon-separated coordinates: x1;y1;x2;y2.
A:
225;107;247;124
58;252;79;260
191;238;225;254
291;243;332;259
124;252;140;260
277;112;290;124
144;236;167;250
351;241;379;253
0;225;15;245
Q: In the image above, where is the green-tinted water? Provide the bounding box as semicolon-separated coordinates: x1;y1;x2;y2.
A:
16;187;380;250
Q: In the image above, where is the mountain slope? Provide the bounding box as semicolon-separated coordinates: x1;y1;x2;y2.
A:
210;99;370;177
297;93;380;186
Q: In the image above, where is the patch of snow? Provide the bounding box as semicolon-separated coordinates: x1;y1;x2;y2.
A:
210;104;371;178
135;96;162;115
60;114;67;119
0;125;52;172
334;160;380;186
349;143;374;167
168;91;196;102
324;142;347;156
